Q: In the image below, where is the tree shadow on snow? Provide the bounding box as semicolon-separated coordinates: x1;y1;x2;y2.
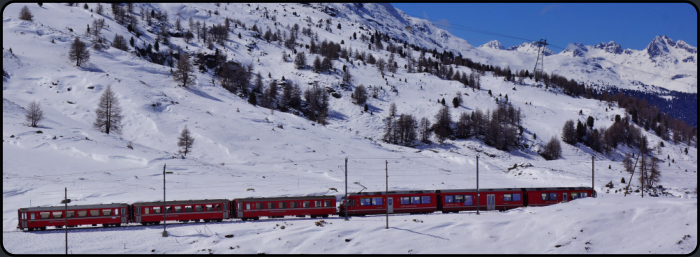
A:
390;227;449;240
183;87;223;102
77;62;105;73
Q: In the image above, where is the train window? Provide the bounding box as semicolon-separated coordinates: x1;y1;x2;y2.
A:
174;207;182;213
324;200;331;207
66;211;74;218
290;202;297;208
53;211;63;219
455;195;464;203
115;209;119;215
444;195;454;203
411;197;421;204
256;203;263;209
185;206;193;212
22;213;26;220
206;205;214;211
541;193;548;201
40;212;50;219
464;195;473;205
581;193;587;198
279;202;286;209
153;207;161;214
103;209;112;216
400;197;410;204
421;196;431;204
145;208;150;214
196;205;203;212
303;201;309;208
90;210;99;217
513;194;521;201
360;198;371;206
166;207;173;213
78;211;87;217
571;193;578;199
504;194;512;201
246;204;251;210
372;198;383;206
268;202;274;209
215;205;221;211
315;201;321;207
549;193;557;201
31;213;35;220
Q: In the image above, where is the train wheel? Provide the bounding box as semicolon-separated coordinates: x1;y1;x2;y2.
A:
182;220;188;223
40;227;46;231
55;226;63;229
115;224;121;227
310;215;317;218
194;219;200;223
254;217;260;221
154;221;160;225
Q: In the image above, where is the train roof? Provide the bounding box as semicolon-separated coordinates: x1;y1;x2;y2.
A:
438;188;523;193
521;187;593;191
348;190;436;196
19;203;129;212
438;187;593;193
234;195;335;202
132;199;230;206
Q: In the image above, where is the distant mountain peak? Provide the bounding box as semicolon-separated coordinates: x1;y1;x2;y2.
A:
506;41;554;56
479;40;504;50
561;43;588;57
647;35;674;58
594;41;623;55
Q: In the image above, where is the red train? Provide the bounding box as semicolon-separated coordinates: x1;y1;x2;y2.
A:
338;187;595;216
17;187;593;231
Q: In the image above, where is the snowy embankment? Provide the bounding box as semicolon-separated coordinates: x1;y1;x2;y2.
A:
2;194;696;254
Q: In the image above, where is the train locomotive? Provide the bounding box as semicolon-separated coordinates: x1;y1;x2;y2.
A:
17;187;594;231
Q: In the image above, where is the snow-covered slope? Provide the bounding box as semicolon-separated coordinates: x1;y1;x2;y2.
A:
2;3;697;254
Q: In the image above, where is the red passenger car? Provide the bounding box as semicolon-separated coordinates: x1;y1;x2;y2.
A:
17;203;129;231
131;199;230;225
438;188;524;212
233;195;336;220
524;187;595;207
339;190;438;216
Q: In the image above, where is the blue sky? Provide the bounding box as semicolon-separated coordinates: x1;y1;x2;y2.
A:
391;3;697;51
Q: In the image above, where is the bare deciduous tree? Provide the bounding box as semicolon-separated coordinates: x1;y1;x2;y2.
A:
93;85;123;134
69;37;90;67
173;52;195;87
112;34;128;51
541;136;562;160
177;125;195;156
25;100;44;127
352;84;367;105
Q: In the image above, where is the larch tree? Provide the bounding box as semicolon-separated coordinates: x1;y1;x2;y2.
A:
68;37;90;67
93;85;123;135
19;5;33;21
177;125;195;157
25;100;44;127
173;52;195;87
541;136;562;160
561;119;577;145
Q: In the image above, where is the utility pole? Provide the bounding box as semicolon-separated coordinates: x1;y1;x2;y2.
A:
385;160;388;229
61;187;71;254
592;155;595;198
162;164;168;237
344;157;348;221
476;155;479;215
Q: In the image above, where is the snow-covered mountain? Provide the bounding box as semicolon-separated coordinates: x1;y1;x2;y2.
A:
506;41;555;56
479;40;505;50
2;3;697;254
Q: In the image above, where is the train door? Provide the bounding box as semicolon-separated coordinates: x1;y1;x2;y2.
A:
121;207;128;223
223;202;229;219
387;197;393;214
487;194;495;210
19;211;27;229
237;202;243;218
563;193;568;203
135;207;141;223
